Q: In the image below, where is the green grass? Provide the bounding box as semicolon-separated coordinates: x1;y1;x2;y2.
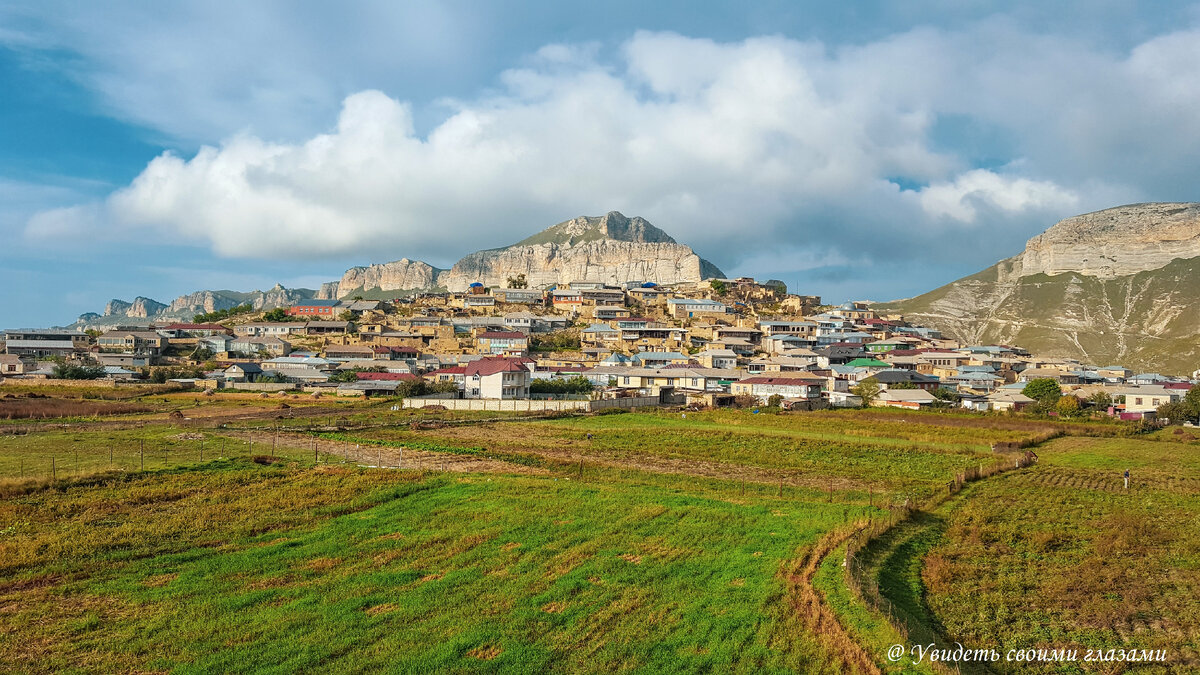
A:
1;461;865;673
917;435;1200;672
347;409;1029;500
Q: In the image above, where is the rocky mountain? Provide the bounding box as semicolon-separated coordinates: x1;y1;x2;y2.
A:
103;297;168;319
879;203;1200;374
73;211;723;324
334;211;723;297
329;259;441;299
78;285;317;327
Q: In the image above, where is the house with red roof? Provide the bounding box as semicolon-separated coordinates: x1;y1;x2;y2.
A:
463;357;531;399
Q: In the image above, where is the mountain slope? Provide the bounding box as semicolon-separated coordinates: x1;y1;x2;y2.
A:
880;203;1200;374
335;211;723;296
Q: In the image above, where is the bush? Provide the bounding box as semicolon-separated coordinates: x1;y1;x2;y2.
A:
530;377;594;395
52;363;106;380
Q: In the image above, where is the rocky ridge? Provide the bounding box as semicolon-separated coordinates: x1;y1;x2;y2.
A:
880;203;1200;373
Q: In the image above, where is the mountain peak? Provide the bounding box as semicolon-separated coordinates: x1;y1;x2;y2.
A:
514;211;678;247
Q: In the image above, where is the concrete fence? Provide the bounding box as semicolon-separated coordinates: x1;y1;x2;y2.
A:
402;395;664;412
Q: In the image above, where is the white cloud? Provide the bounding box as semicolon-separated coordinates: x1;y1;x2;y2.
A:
22;23;1200;278
916;169;1079;222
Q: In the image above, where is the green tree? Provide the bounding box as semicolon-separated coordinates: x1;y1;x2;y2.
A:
1022;378;1062;403
1184;385;1200;416
710;279;727;294
530;376;594;395
766;394;784;408
506;273;528;289
891;381;917;390
932;387;961;403
52;363;105;380
1156;400;1195;425
262;307;289;322
850;377;880;407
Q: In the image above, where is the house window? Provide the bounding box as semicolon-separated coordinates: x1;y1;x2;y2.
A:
1135;398;1143;405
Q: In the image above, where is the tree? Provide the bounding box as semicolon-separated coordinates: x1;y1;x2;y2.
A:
891;381;917;390
52;363;105;380
263;307;289;322
1088;391;1113;409
766;394;784;408
506;273;528;289
932;387;961;403
530;376;594;395
1055;395;1081;416
850;377;880;407
1156;400;1195;425
710;279;727;295
338;310;355;322
1022;378;1062;403
1184;385;1200;417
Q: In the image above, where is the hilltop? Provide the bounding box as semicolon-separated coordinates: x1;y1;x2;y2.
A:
880;203;1200;373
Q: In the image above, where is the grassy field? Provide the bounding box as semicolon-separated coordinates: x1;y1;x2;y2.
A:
1;399;1187;673
340;409;1050;502
911;434;1200;672
1;459;876;673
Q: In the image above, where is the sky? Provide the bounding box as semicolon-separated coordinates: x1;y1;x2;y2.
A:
3;1;1200;327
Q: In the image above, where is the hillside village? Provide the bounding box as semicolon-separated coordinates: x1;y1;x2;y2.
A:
4;275;1197;421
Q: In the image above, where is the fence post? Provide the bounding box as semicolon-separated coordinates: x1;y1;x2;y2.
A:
52;457;56;480
140;440;144;471
313;438;317;465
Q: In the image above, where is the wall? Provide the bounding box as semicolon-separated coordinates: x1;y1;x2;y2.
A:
402;395;663;412
224;382;299;392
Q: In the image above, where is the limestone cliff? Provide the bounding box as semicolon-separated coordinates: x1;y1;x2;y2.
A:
1015;203;1200;279
103;297;168;318
335;259;441;298
435;212;723;292
880;203;1200;374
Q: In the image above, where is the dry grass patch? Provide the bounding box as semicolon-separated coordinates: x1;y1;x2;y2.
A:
466;644;503;660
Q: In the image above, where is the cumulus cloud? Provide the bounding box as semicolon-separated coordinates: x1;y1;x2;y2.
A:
916;169;1079;222
21;23;1200;281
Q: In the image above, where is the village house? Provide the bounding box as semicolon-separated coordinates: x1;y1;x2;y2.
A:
97;330;167;356
476;331;530;356
0;354;32;376
234;322;305;337
224;363;263;382
730;374;825;403
666;298;727;319
156;323;232;338
228;336;292;357
463;357;532;399
874;388;938;409
4;330;89;358
286;299;340;318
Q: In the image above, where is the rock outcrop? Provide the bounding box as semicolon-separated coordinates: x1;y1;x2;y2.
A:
336;259;441;297
880;203;1200;374
103;297;168;318
1015;203;1200;279
434;212;722;292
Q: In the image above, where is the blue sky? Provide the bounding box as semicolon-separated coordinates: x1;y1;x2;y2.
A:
3;1;1200;327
